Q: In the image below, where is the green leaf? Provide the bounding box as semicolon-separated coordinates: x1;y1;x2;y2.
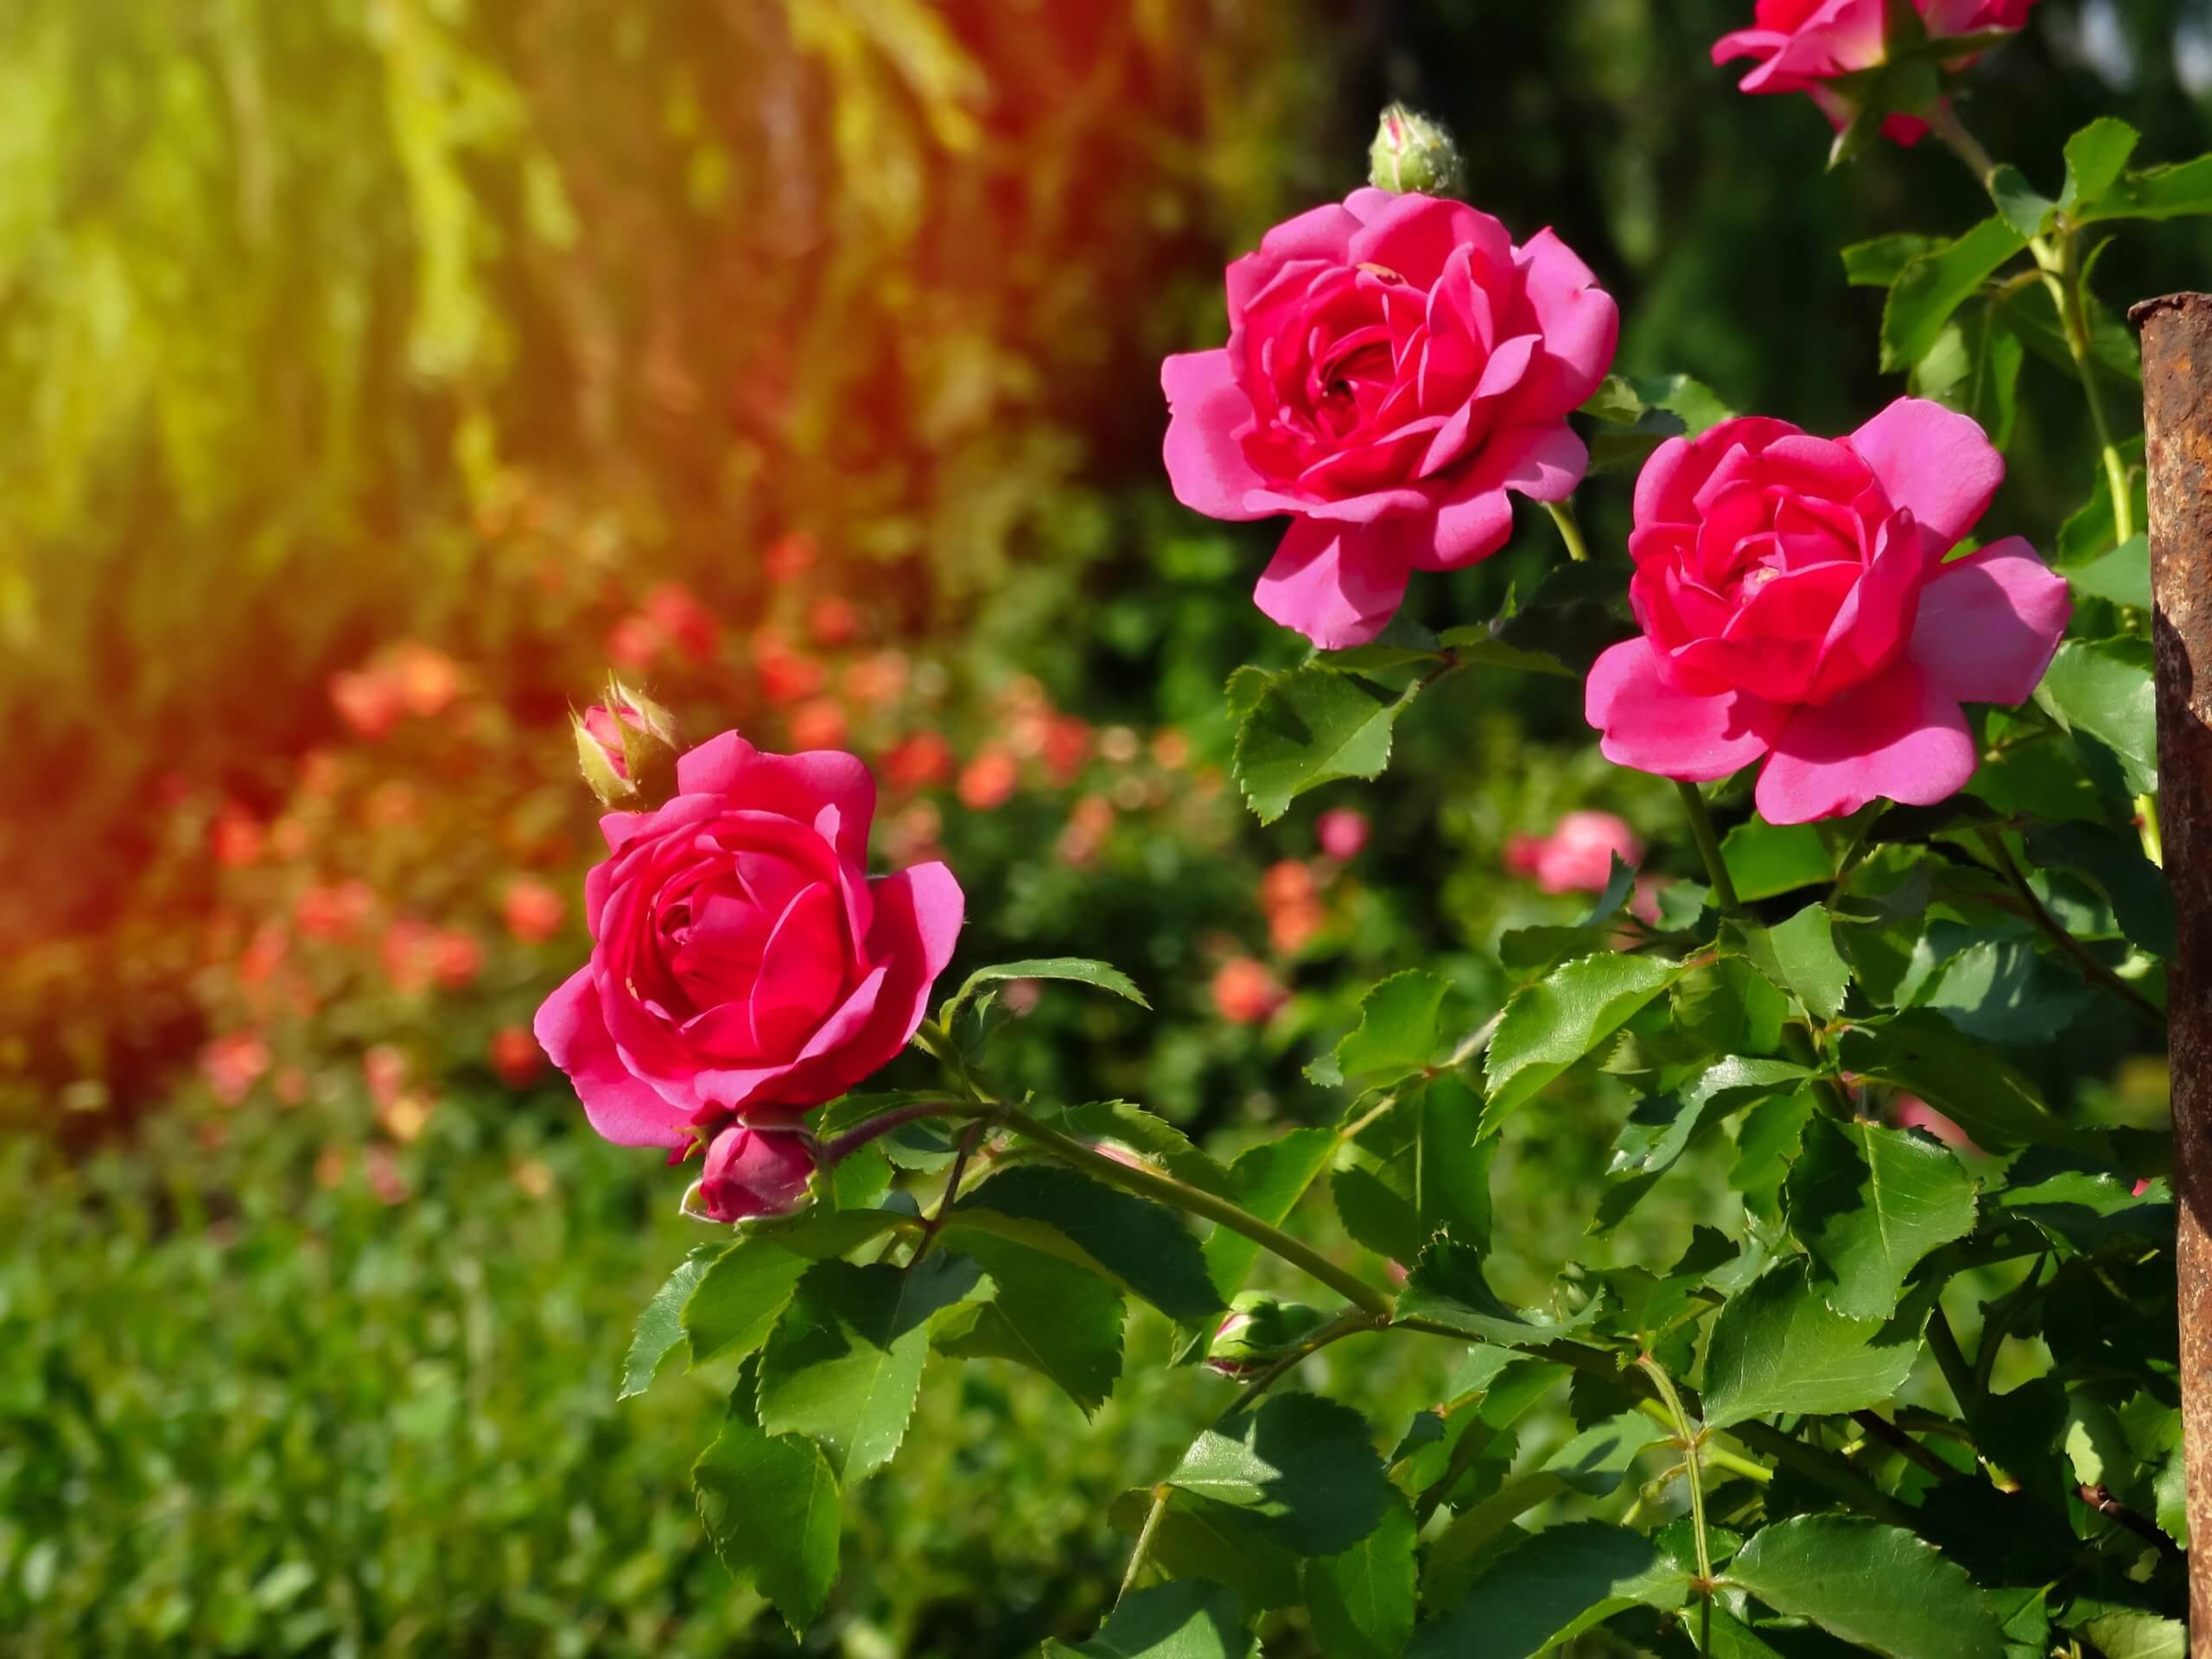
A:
1332;969;1452;1084
2076;1612;2186;1659
1198;1127;1341;1307
1044;1580;1256;1659
620;1244;718;1401
1166;1391;1390;1555
1988;165;2055;238
1541;1409;1668;1497
1843;233;1943;288
682;1236;816;1372
754;1255;979;1480
1839;1011;2105;1155
1750;905;1852;1020
1482;954;1680;1131
952;1166;1221;1321
1332;1165;1430;1265
934;1231;1124;1414
2057;436;2148;565
694;1364;843;1635
2061;118;2142;213
944;957;1148;1020
1409;1522;1687;1658
1882;219;2029;372
1044;1100;1238;1197
1672;958;1789;1055
2037;637;2158;795
1581;372;1735;475
2068;532;2152;609
1722;819;1834;901
1446;562;1637;677
1304;1497;1418;1659
1726;1516;2005;1659
1700;1260;1920;1428
1786;1116;1977;1319
1106;1490;1300;1611
1395;1236;1596;1349
1232;664;1416;824
2080;152;2212;224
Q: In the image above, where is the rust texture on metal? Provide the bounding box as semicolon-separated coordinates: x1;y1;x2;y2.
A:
2133;289;2212;1645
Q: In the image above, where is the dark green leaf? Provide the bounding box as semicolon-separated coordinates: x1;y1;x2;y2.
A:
754;1255;979;1479
1722;819;1834;901
1787;1116;1977;1319
1409;1522;1687;1658
1167;1392;1390;1555
1482;954;1680;1131
1700;1260;1920;1428
944;957;1148;1018
1396;1236;1597;1349
1672;959;1789;1055
1541;1410;1668;1497
935;1232;1125;1414
1332;1165;1430;1265
1304;1497;1418;1659
2061;118;2142;213
1726;1516;2005;1659
2024;819;2174;958
621;1244;717;1401
952;1166;1223;1322
1882;219;2029;372
1106;1490;1300;1612
1044;1580;1256;1659
1233;665;1416;824
1843;233;1943;289
2037;637;2157;795
1839;1011;2106;1155
694;1365;842;1635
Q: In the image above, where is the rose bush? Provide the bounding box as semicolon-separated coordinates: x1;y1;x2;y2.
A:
1584;397;2069;823
534;731;963;1150
1161;188;1616;647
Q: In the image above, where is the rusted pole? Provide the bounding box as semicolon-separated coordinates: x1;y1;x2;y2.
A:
2135;291;2212;1646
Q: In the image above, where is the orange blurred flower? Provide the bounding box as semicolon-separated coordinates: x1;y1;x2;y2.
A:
212;803;264;868
390;641;464;717
958;747;1020;811
296;880;377;942
809;595;861;647
199;1033;270;1107
843;651;909;709
788;698;849;752
490;1024;546;1089
884;732;954;791
765;531;817;582
1212;957;1287;1026
501;876;567;945
330;668;404;740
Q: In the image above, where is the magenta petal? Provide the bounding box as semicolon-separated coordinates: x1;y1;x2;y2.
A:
1908;536;2072;706
1254;518;1412;648
1586;638;1783;781
669;731;757;797
1348;193;1513;290
1255;200;1362;265
1755;661;1976;824
1414;423;1589;570
535;965;691;1148
1847;397;2005;555
1161;349;1270;522
673;741;878;865
874;860;965;989
1509;229;1620;422
1633;418;1801;530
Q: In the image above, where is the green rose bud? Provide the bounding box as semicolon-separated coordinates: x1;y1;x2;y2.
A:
1368;103;1465;198
573;676;682;810
1204;1292;1332;1378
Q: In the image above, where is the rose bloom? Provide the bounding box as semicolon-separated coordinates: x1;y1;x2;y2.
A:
1509;810;1643;895
502;876;567;944
1163;188;1617;647
1212;957;1288;1026
489;1024;547;1090
957;747;1020;811
697;1123;817;1223
1714;0;2038;144
1316;807;1370;861
1586;398;2069;824
330;667;404;740
535;733;964;1147
200;1033;270;1107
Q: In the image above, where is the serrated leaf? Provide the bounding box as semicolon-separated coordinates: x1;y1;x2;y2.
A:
936;1231;1124;1414
1333;1165;1430;1264
1198;1127;1341;1307
1721;818;1834;901
1998;1148;2172;1247
1700;1260;1920;1428
2079;152;2212;224
1045;1100;1237;1197
1757;904;1852;1020
1882;218;2029;372
1334;969;1452;1084
1839;1011;2106;1154
683;1236;815;1371
621;1244;718;1401
2061;118;2142;213
944;957;1149;1019
1787;1116;1976;1319
1044;1580;1257;1659
1482;954;1679;1131
2037;637;2158;795
1232;664;1414;824
1166;1392;1390;1555
1843;233;1943;289
1107;1490;1301;1611
1304;1497;1418;1659
1726;1516;2005;1659
754;1255;980;1479
2077;1612;2186;1659
2067;532;2151;610
1410;1522;1688;1658
1988;165;2055;238
694;1364;842;1635
1541;1410;1668;1497
1672;957;1789;1055
1395;1236;1596;1348
952;1166;1222;1322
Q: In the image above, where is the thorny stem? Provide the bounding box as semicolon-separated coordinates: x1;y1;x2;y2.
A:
1974;828;2167;1028
1674;781;1741;914
1545;499;1591;563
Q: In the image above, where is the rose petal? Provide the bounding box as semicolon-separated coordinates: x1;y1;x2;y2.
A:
1755;659;1976;823
1254;517;1413;648
1907;536;2072;706
675;742;878;867
1847;397;2005;556
535;965;692;1147
1507;228;1620;422
1586;638;1783;781
1634;418;1802;529
1161;349;1271;522
1347;194;1513;290
1415;422;1590;569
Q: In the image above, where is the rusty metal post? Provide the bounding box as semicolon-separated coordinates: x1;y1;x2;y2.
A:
2135;292;2212;1644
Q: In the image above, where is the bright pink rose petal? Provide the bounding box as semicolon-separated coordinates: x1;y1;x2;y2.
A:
1586;638;1783;781
1907;536;2071;705
534;965;690;1148
1254;518;1413;649
1847;397;2005;556
1755;661;1975;823
1162;350;1271;522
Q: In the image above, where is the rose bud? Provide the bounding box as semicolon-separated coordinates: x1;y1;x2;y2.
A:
1205;1293;1332;1378
1367;102;1465;197
696;1122;818;1224
573;677;682;810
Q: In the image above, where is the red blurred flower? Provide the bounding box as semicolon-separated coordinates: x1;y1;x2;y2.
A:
296;880;377;942
1259;859;1317;916
754;630;824;705
957;747;1020;811
502;876;567;945
237;921;289;987
363;1044;409;1108
330;668;404;740
490;1024;547;1089
430;928;485;990
212;803;264;868
644;582;721;663
1892;1092;1981;1156
606;613;662;671
1213;957;1287;1026
200;1033;270;1107
765;531;817;583
788;698;849;752
884;732;954;791
1058;794;1116;868
843;651;908;709
809;595;861;647
1043;715;1094;787
1269;901;1326;956
1317;808;1370;862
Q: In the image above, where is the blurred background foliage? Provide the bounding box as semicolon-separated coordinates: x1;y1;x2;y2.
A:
0;0;2202;1653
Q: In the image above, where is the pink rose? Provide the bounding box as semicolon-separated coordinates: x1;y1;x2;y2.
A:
1713;1;2038;144
697;1123;817;1223
1161;190;1618;648
1518;810;1643;895
1316;808;1370;862
1585;398;2069;825
1892;1092;1980;1155
535;732;965;1147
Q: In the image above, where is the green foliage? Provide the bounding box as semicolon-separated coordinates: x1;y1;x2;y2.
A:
1232;666;1419;824
1725;1516;2007;1659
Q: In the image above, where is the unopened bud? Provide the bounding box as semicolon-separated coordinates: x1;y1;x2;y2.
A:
1368;104;1465;198
574;676;682;810
1204;1293;1332;1378
690;1122;818;1224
